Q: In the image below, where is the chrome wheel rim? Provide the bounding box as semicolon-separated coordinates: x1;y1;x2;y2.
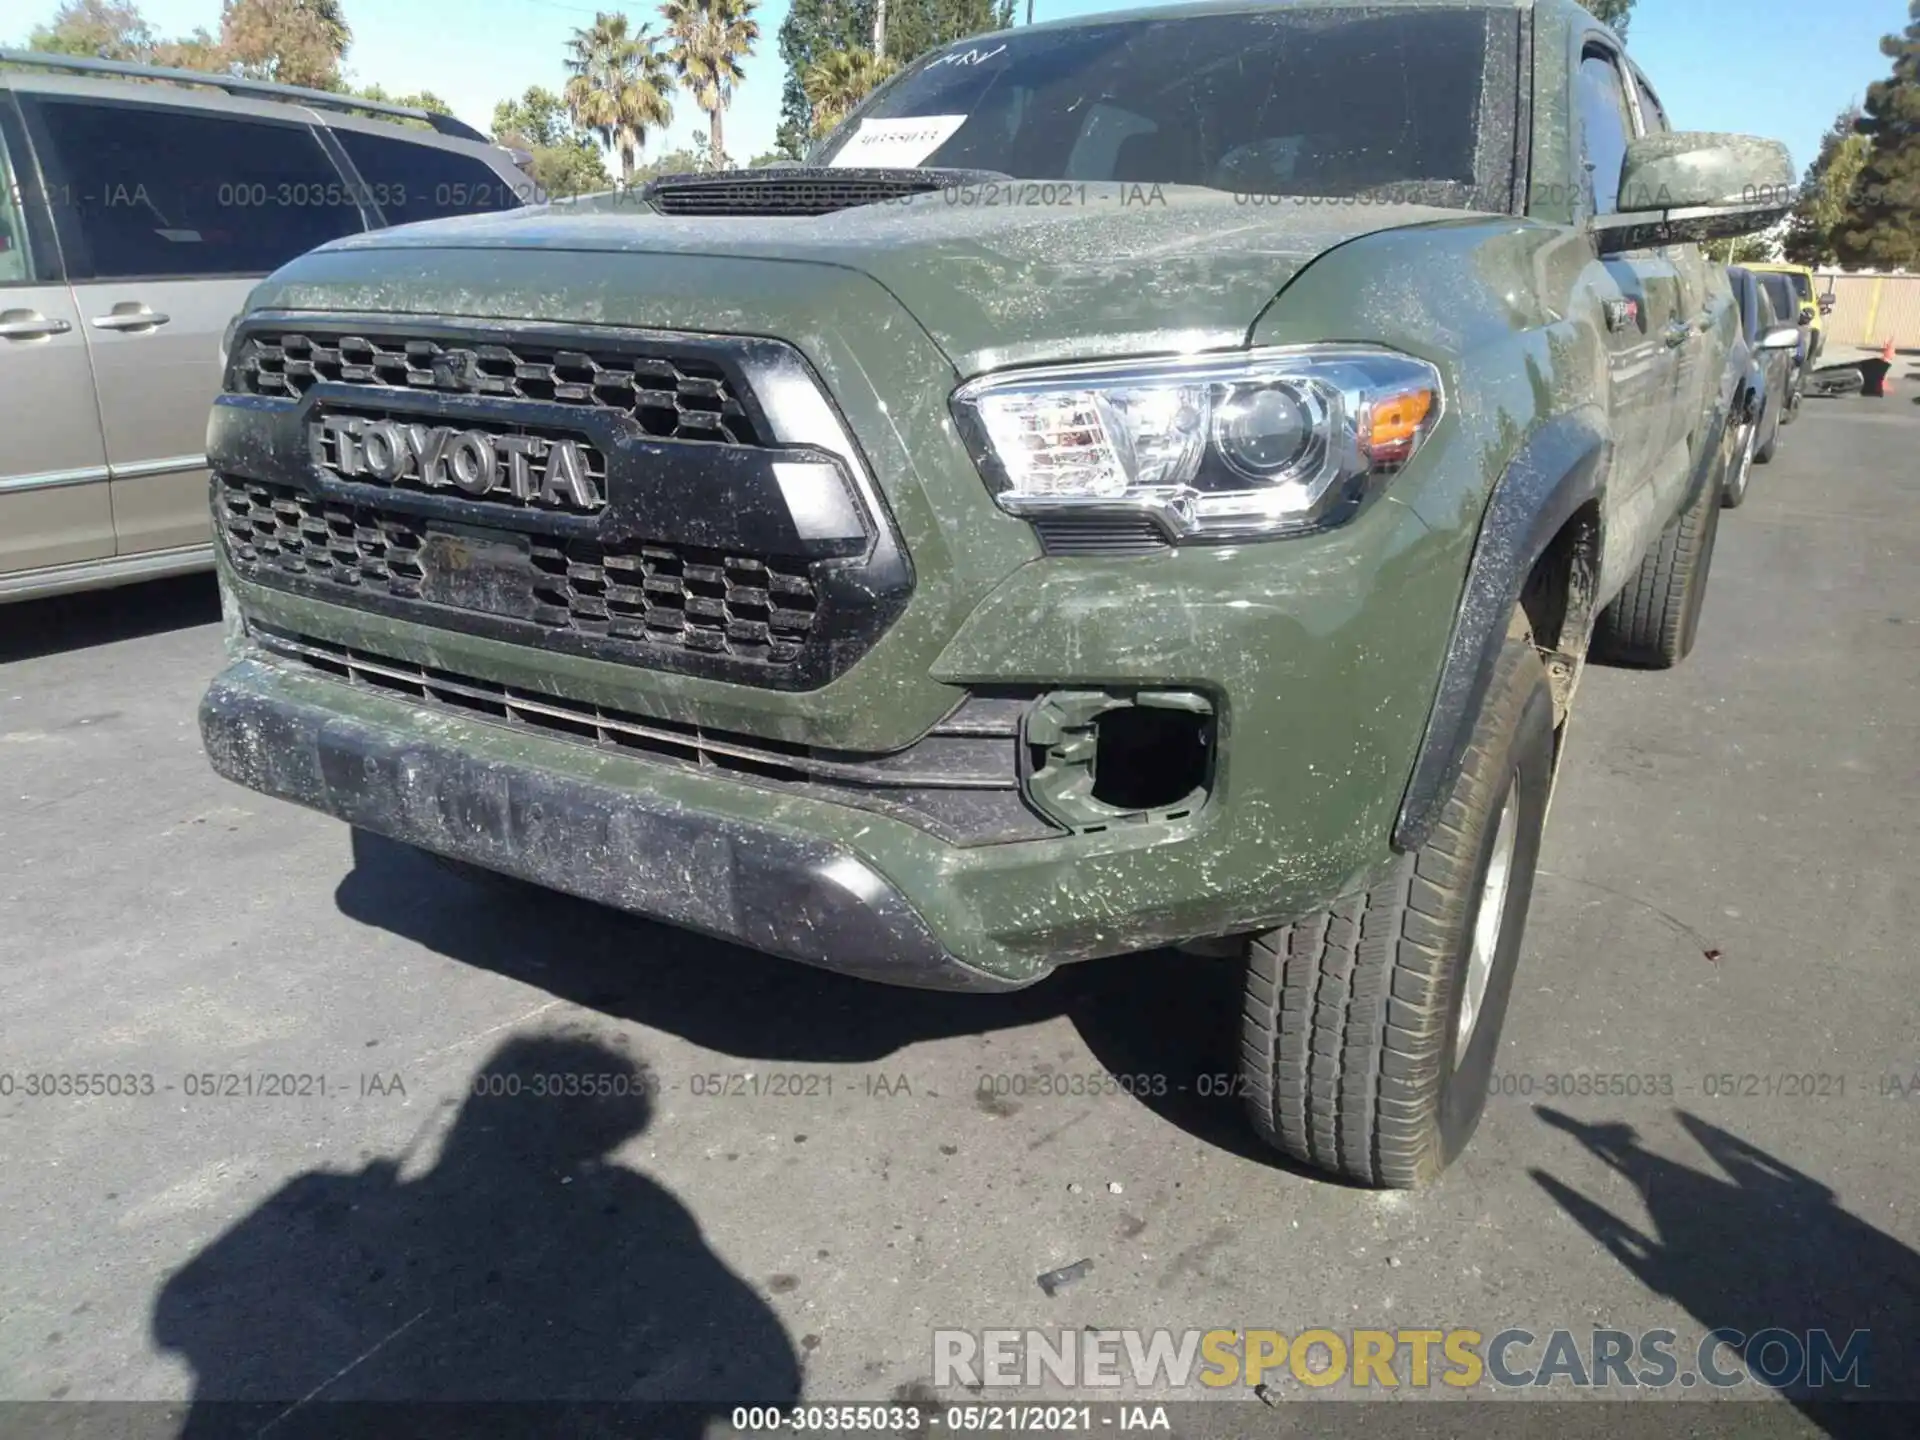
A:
1456;785;1519;1062
1730;422;1755;497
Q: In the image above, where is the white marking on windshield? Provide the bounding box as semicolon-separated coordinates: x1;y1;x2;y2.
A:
925;43;1007;69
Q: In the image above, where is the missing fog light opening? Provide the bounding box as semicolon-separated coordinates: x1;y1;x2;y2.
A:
1022;690;1214;832
1091;705;1209;811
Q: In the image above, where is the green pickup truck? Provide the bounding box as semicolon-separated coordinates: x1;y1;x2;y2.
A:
200;0;1791;1185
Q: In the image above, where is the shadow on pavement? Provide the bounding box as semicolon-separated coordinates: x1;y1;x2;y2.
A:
1531;1107;1920;1434
150;1031;799;1436
0;573;220;663
336;832;1288;1168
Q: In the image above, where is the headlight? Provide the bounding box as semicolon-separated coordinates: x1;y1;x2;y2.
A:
951;347;1443;541
218;312;243;372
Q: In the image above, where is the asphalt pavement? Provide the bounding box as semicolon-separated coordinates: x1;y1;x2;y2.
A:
2;394;1917;1436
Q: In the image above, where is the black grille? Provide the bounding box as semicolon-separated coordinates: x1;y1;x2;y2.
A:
643;168;1008;217
231;331;761;446
1032;514;1171;558
252;627;1058;845
217;475;818;665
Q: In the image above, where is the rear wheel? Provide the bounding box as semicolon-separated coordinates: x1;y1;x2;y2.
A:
1591;465;1721;669
1238;620;1554;1187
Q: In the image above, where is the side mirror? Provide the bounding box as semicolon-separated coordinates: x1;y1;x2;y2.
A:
1594;132;1794;253
1818;294;1837;315
1759;325;1801;351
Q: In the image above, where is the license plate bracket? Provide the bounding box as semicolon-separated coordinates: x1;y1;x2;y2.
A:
418;526;537;616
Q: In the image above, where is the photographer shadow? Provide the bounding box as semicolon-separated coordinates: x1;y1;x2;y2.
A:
336;831;1283;1165
151;1031;798;1438
1531;1106;1920;1433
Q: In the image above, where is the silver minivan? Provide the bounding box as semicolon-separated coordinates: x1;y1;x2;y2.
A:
0;52;534;602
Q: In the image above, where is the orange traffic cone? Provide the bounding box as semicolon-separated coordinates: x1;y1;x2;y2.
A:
1862;338;1898;398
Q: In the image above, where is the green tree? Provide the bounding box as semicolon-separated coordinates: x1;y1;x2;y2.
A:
1783;108;1874;266
26;0;154;59
1705;235;1777;265
219;0;352;89
494;86;577;150
564;11;677;184
803;47;896;139
338;81;453;129
1837;0;1920;272
776;0;868;156
1587;0;1635;43
149;28;224;71
882;0;1011;70
494;85;613;198
661;0;759;168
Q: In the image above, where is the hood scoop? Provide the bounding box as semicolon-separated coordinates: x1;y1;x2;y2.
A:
640;167;1009;218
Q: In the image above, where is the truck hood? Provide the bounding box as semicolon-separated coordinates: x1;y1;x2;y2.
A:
309;185;1478;374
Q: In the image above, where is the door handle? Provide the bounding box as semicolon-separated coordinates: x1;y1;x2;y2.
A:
1663;319;1692;349
90;307;171;332
0;312;72;339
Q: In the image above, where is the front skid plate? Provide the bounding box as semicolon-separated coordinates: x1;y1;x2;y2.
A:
199;662;1032;993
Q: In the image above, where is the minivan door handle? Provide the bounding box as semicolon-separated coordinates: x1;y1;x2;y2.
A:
90;304;171;332
0;310;73;340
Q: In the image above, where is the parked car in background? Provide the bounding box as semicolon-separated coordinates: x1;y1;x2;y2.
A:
0;51;532;603
1722;266;1802;506
1751;269;1813;422
1747;261;1832;371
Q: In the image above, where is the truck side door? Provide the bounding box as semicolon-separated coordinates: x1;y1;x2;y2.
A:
1628;64;1730;516
1576;44;1683;583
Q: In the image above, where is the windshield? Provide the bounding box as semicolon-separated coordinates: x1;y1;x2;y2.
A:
812;7;1515;210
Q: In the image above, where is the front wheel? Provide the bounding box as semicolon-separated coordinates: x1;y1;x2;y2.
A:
1238;621;1554;1187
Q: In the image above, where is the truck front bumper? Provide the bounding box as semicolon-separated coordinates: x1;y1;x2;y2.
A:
202;449;1478;991
201;657;1021;991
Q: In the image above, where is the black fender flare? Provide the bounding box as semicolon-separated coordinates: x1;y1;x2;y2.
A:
1393;410;1609;853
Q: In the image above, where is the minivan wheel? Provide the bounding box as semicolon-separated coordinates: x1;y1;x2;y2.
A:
1238;620;1553;1187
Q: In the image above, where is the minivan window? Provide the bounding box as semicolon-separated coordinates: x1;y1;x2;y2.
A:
0;130;32;284
332;129;524;224
812;9;1510;209
30;98;362;280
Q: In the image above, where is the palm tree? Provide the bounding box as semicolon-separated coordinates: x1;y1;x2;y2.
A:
660;0;759;170
563;11;676;184
803;48;897;140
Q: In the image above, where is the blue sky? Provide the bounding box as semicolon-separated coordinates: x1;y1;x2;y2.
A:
18;0;1912;172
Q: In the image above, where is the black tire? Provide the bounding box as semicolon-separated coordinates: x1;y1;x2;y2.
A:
1754;405;1781;465
1239;622;1554;1187
1721;419;1756;507
1590;467;1721;669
